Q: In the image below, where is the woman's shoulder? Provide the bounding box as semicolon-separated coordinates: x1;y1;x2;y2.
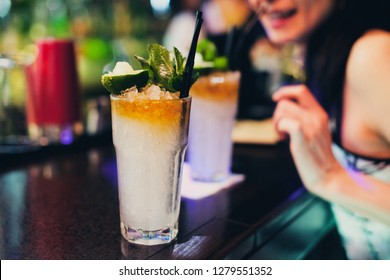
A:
345;29;390;147
349;29;390;67
352;29;390;56
346;29;390;95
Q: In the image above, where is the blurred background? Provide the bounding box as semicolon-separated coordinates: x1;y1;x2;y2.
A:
1;0;168;95
0;0;301;141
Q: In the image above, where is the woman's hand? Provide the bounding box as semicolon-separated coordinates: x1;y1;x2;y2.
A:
272;84;344;194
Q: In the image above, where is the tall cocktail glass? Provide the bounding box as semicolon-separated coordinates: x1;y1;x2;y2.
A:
187;71;240;182
111;92;191;245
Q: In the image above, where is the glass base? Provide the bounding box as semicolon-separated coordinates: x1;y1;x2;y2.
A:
120;223;178;246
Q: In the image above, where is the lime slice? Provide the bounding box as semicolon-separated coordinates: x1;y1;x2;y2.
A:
101;69;148;94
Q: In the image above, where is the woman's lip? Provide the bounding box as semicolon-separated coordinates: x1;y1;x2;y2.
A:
270;8;297;18
268;17;290;29
260;6;297;17
263;8;297;28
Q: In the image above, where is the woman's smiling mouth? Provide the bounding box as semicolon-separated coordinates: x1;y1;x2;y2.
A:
262;8;298;28
268;8;298;20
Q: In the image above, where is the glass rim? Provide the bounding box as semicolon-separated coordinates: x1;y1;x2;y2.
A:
110;93;192;103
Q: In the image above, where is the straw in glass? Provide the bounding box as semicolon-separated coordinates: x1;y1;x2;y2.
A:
180;11;203;98
226;7;262;70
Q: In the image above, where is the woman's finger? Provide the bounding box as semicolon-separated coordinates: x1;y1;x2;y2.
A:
273;99;307;119
273;99;307;130
272;84;318;108
276;118;306;145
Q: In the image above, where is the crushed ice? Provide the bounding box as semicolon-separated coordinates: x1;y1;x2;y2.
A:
123;85;180;101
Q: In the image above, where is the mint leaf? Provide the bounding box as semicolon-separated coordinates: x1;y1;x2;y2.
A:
196;39;217;61
148;44;173;86
134;55;150;69
195;39;229;74
134;43;197;92
173;47;185;74
134;55;153;81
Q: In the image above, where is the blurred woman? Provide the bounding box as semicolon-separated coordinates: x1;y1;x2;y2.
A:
248;0;390;259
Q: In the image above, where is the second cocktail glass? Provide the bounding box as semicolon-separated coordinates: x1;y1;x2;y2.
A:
187;71;240;182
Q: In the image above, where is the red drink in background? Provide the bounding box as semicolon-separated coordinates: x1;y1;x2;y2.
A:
26;39;82;144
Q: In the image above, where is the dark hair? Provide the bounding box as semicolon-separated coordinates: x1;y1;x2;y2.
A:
305;0;390;111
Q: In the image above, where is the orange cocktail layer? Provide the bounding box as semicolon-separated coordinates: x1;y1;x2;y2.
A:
190;72;240;102
111;98;184;125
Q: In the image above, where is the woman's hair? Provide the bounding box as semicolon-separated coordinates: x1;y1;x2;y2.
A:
305;0;390;111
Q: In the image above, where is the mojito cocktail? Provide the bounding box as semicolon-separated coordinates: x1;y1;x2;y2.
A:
102;44;196;245
111;86;190;245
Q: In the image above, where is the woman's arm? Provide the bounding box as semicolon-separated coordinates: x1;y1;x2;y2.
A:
272;84;390;226
271;29;390;226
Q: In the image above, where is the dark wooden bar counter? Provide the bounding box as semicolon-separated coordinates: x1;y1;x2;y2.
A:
0;134;343;260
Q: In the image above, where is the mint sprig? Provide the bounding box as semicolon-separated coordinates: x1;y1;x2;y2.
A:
195;39;229;73
135;44;198;93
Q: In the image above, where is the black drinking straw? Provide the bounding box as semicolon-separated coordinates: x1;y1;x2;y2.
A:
224;26;238;69
227;9;261;70
180;11;203;98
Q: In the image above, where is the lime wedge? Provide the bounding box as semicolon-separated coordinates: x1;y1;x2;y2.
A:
101;69;148;94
